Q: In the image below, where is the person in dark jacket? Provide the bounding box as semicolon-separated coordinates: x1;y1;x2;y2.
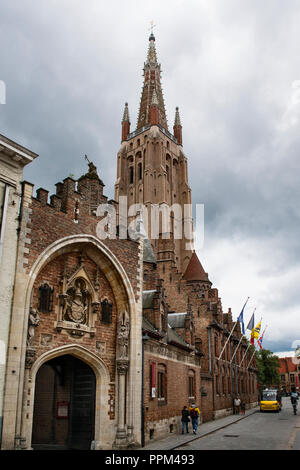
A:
181;406;190;434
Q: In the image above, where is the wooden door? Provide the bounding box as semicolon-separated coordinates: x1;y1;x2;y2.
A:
68;357;96;450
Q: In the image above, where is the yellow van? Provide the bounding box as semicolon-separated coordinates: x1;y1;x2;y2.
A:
260;389;281;412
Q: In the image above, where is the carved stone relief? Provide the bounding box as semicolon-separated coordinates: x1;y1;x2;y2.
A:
40;334;53;346
96;341;106;354
57;264;98;337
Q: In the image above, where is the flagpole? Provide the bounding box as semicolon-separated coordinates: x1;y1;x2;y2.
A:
217;297;249;361
217;321;237;361
247;348;257;369
240;343;250;367
230;335;244;364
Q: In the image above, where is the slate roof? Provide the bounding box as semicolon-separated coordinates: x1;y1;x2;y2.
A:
167;325;189;348
142;290;156;309
168;312;187;329
143;238;157;263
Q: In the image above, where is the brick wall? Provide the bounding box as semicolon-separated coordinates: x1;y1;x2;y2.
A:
143;345;201;442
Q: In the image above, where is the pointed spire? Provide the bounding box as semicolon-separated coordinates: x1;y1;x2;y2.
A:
147;33;158;64
121;102;130;141
122;102;130;123
174;107;181;126
173;106;183;145
136;33;168;131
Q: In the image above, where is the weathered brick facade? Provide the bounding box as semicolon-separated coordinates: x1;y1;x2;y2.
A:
1;163;144;450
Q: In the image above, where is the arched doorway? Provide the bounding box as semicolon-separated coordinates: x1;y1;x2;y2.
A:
32;355;96;450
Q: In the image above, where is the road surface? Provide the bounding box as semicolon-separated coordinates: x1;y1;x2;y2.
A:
176;397;300;450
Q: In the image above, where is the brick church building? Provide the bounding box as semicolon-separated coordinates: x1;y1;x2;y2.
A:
0;32;257;450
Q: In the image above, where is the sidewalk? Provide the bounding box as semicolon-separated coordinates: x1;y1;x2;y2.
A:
142;406;259;450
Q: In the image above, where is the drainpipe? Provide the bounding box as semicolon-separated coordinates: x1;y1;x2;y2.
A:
235;341;238;396
208;327;212;374
230;340;234;413
141;333;149;447
208;327;215;418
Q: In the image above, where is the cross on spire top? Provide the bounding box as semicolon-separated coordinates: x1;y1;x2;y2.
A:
149;20;156;35
148;20;156;41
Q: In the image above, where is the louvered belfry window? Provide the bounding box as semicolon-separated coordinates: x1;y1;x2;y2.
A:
38;283;54;313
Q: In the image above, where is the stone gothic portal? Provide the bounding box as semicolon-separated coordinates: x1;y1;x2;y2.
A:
32;355;96;450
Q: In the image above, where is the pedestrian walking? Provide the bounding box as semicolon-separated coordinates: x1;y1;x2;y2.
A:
189;403;200;434
181;406;190;434
276;390;282;408
234;396;241;415
240;400;246;415
291;387;298;415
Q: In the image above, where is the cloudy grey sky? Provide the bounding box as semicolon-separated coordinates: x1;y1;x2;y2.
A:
1;0;300;354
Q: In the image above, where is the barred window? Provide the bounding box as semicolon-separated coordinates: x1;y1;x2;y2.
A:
157;364;167;402
188;370;195;398
38;283;54;313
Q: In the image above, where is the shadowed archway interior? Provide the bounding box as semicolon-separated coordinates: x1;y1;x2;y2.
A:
32;355;96;450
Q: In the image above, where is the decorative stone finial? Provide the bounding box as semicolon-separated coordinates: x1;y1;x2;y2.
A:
122;102;130;123
174;107;181;126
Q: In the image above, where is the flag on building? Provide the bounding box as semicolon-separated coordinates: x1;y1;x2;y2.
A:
253;320;262;340
257;326;267;350
237;297;249;335
246;310;255;331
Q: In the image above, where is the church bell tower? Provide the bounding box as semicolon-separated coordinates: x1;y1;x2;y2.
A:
114;32;194;274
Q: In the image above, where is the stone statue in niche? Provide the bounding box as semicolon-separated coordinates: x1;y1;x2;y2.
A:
64;278;88;324
27;308;40;347
116;311;130;360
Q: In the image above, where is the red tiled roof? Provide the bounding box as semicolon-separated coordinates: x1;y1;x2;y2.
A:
278;357;298;374
183;252;210;282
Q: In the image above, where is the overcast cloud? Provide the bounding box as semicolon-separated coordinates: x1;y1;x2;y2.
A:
1;0;300;354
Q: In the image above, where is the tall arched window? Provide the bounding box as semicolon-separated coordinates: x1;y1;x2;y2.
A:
188;370;195;399
166;165;170;182
138;162;142;180
129;167;134;184
214;335;219;357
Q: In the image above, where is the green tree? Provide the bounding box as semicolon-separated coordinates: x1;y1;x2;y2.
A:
255;349;280;388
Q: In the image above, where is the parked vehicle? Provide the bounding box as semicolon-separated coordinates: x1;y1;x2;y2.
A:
260;389;281;412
